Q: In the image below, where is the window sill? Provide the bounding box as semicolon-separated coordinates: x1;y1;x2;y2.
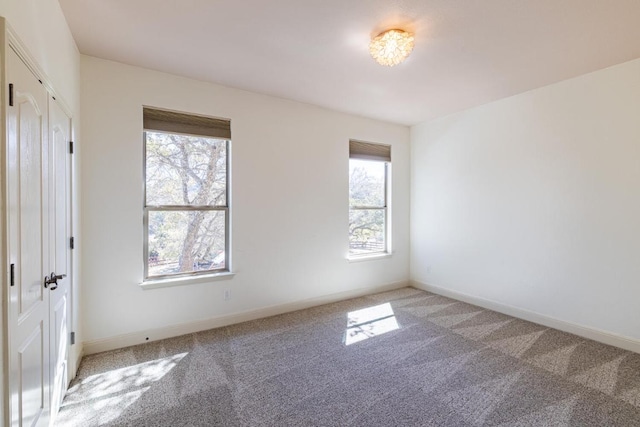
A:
140;271;235;290
347;252;392;263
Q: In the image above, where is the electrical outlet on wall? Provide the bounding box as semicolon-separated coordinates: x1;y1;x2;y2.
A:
224;289;231;301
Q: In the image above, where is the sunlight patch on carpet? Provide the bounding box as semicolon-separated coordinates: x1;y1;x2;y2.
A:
57;352;188;425
344;303;400;345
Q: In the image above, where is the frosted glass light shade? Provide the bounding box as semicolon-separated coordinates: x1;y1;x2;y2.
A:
369;29;414;67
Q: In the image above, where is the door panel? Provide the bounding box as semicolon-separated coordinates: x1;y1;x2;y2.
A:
18;323;45;427
51;294;68;418
7;47;51;427
49;98;72;420
18;91;44;318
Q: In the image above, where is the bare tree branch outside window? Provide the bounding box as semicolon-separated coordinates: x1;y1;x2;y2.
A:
349;159;387;255
145;131;229;278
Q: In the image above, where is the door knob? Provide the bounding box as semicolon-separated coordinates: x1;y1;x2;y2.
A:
44;272;66;291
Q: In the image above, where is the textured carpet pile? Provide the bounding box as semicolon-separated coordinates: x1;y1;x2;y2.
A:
56;287;640;426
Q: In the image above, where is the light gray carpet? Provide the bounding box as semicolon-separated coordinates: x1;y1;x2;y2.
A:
56;287;640;426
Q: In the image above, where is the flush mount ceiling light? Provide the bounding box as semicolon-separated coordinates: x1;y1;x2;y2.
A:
369;29;415;67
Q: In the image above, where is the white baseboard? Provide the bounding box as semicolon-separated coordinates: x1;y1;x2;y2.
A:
83;280;408;355
411;280;640;354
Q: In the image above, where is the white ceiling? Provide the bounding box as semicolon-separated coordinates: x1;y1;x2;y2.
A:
59;0;640;126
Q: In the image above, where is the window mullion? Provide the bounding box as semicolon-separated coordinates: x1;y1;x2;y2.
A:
145;205;227;211
350;206;386;210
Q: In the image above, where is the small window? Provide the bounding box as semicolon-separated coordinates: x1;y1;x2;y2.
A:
349;140;391;257
143;107;230;280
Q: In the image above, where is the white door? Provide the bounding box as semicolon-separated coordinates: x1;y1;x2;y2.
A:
48;97;72;422
7;48;51;427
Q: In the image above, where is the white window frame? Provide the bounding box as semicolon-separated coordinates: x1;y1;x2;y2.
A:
142;107;231;281
348;140;392;259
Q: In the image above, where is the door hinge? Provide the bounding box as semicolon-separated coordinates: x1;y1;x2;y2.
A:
9;83;13;106
70;237;75;250
69;140;74;154
10;263;15;286
70;332;76;345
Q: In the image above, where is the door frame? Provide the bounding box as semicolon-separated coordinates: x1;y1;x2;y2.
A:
1;18;79;426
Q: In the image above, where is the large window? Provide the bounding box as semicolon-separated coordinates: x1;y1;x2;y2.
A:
349;140;391;257
143;107;230;279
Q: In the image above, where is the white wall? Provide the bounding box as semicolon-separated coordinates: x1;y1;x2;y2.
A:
80;56;410;347
0;0;79;108
0;0;81;422
411;58;640;344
